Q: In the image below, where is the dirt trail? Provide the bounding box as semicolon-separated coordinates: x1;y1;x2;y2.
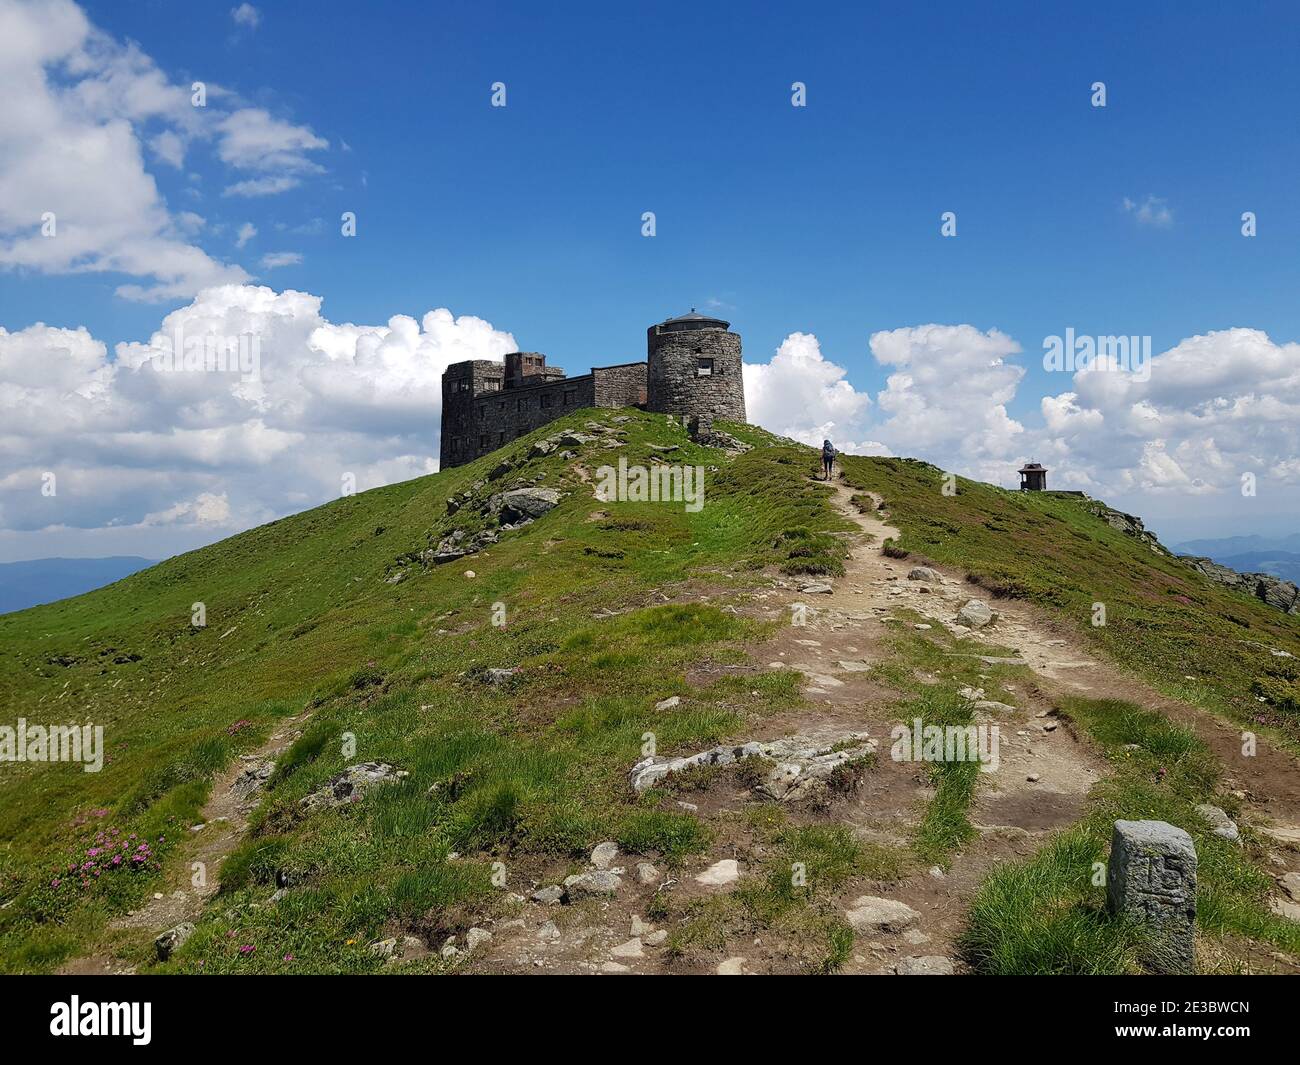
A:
474;480;1109;973
57;715;303;975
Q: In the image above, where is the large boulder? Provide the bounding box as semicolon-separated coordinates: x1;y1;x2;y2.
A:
955;599;995;628
563;870;622;899
490;487;562;524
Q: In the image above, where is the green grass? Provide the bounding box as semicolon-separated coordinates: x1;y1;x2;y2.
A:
961;696;1300;974
0;409;848;972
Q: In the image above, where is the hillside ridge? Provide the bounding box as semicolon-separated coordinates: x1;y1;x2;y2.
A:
3;409;1299;975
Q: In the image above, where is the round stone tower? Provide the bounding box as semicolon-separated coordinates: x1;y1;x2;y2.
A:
646;310;746;423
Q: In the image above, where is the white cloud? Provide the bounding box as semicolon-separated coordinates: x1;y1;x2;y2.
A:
260;251;301;269
868;324;1026;481
742;332;883;454
1122;195;1174;228
1034;328;1300;502
142;491;231;526
0;285;517;557
235;221;257;248
0;0;327;300
230;4;260;29
217;108;326;197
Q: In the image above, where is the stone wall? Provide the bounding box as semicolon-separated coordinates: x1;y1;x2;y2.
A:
442;371;595;468
592;362;647;408
646;326;746;422
440;359;503;469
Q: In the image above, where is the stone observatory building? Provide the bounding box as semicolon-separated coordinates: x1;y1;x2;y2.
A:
440;310;747;469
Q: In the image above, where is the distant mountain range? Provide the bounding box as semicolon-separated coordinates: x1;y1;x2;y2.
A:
0;556;156;614
1172;534;1300;584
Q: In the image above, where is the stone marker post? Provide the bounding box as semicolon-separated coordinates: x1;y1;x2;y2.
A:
1106;819;1197;974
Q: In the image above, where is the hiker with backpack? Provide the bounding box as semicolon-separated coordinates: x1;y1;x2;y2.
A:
821;439;837;480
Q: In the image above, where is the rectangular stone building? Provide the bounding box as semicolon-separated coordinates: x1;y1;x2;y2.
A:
440;352;647;469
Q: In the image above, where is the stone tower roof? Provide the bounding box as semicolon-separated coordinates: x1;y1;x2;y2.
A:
657;309;730;332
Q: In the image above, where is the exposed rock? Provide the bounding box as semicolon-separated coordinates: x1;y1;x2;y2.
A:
845;896;919;933
907;566;942;583
695;859;740;887
1087;502;1167;554
369;937;398;957
154;922;195;961
300;762;409;813
231;759;275;800
955;599;995;628
653;695;681;711
1259;823;1300;846
715;956;747;974
531;885;565;905
896;955;954;975
610;937;644;958
1269;897;1300;922
1279;872;1300;902
465;927;493;952
1180;556;1300;615
536;920;561;942
489;486;562;524
1194;803;1240;843
799;582;834;595
629;731;877;803
590;841;619;869
1106;820;1197;975
635;862;661;885
563;870;622;899
644;929;668;946
630;915;651;936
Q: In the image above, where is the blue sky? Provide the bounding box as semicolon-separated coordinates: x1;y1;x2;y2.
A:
1;0;1298;559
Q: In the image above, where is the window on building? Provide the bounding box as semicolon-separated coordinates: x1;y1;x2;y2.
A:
479;434;489;448
484;378;502;391
540;392;553;408
697;358;714;376
457;379;471;392
564;389;576;405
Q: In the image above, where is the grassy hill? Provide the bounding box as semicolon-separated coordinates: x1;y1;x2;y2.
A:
2;410;1297;973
